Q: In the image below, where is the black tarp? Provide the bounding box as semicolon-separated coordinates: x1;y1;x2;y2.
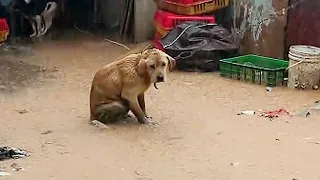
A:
159;21;239;72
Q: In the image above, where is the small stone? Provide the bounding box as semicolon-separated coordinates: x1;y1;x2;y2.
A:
266;87;273;92
230;161;241;167
0;85;7;90
0;171;11;176
16;109;28;114
238;110;255;115
41;130;53;135
312;85;319;90
305;112;311;117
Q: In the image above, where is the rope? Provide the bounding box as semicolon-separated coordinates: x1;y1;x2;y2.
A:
286;57;320;70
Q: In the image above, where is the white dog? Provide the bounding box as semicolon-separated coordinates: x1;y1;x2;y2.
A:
26;1;58;37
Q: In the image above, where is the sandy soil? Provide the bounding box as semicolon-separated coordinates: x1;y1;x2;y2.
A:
1;34;320;180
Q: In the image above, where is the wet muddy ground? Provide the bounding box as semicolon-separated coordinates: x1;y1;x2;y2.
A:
1;33;320;180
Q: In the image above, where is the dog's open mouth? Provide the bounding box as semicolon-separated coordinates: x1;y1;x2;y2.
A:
154;83;159;90
154;77;164;90
153;82;164;90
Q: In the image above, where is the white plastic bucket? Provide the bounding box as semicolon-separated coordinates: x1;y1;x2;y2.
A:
287;45;320;89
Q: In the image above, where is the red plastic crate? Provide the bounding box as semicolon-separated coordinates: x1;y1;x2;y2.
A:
164;0;211;5
0;19;9;31
154;0;230;15
153;33;164;51
154;9;215;37
0;18;9;42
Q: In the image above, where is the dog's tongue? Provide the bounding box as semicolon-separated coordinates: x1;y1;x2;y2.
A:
153;83;159;90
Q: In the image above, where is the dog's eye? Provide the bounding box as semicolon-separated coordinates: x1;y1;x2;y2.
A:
150;65;155;69
161;62;166;67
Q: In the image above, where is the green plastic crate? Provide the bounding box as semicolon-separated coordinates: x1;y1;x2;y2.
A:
219;54;289;87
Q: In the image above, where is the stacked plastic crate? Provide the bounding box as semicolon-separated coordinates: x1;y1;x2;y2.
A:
0;18;9;43
153;0;230;51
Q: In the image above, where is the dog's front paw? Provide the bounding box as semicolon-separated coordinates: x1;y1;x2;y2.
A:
141;117;159;126
145;115;153;119
138;117;154;124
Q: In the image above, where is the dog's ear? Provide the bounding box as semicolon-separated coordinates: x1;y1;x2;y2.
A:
167;56;176;72
136;59;147;77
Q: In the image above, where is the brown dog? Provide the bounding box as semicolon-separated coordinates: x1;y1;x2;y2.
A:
89;48;176;124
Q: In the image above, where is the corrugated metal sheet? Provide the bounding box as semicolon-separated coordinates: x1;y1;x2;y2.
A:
286;0;320;53
234;0;289;58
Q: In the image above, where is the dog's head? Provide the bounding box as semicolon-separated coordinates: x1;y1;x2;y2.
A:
136;48;175;89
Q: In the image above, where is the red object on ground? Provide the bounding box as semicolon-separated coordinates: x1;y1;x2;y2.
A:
0;18;9;42
153;32;164;51
262;108;292;118
154;9;215;37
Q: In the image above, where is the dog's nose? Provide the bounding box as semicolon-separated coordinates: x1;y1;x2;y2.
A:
157;75;164;82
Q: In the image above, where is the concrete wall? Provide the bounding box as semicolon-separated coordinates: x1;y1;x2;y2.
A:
233;0;289;58
134;0;157;43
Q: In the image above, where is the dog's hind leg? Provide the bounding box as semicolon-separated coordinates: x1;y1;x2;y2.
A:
92;101;130;124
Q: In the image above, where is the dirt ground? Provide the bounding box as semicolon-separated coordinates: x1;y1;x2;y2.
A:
1;33;320;180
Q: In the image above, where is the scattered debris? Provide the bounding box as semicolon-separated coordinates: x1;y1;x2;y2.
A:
90;120;110;130
300;83;306;90
183;82;195;85
260;108;291;119
312;85;319;90
216;131;223;135
230;161;241;167
303;137;312;140
0;171;11;176
310;101;320;110
238;110;255;115
15;109;28;114
305;111;311;117
11;163;25;172
0;147;30;161
295;100;320;117
266;87;273;92
166;137;183;142
41;130;53;135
